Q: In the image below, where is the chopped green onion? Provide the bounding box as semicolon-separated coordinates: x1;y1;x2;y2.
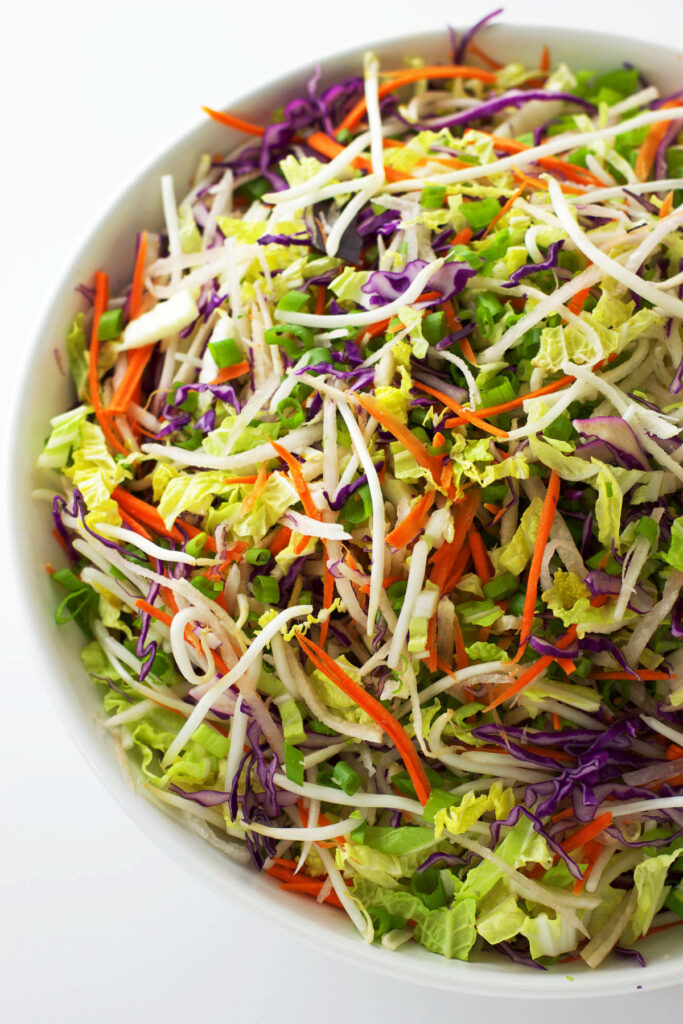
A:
245;547;271;566
423;311;446;345
341;483;373;526
252;575;280;603
332;760;361;796
421;184;447;209
191;576;223;599
478;374;517;406
475;292;503;340
186;532;208;558
462;197;501;231
208;337;242;368
97;308;124;341
264;323;314;358
276;397;305;428
277;290;310;313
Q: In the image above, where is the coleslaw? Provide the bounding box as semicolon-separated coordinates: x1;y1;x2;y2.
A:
37;12;683;970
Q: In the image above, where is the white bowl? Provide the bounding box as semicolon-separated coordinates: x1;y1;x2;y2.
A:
11;23;683;998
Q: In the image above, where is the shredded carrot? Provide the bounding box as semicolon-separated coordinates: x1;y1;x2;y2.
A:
426;613;438;673
635;100;682;181
355;317;391;344
210;361;250;384
467;41;503;70
106;231;150;416
297;633;431;805
519;470;560;649
118;510;154;543
223;475;259;485
239;464;270;515
560;812;613;855
202;105;266;136
592;669;671;681
413;380;509;439
305;130;410;183
271;442;321;521
573;838;602;894
112;487;185;544
352;392;444;484
136;598;230;675
486;625;578;711
467;526;492;584
336;65;497;135
511;165;587;197
430;491;480;587
539;45;550;72
567;285;592;316
552;712;562;732
443;375;574;428
482;185;525;238
269;526;292;556
87;272;128;455
315;284;326;315
481;132;604;187
319;547;335;647
386;491;436;548
667;743;683;761
451;228;474;246
660;191;675;218
441;541;472;594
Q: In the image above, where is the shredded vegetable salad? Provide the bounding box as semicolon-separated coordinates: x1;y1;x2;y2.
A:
38;11;683;971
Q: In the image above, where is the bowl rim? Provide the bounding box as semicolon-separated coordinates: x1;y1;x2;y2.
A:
9;20;683;998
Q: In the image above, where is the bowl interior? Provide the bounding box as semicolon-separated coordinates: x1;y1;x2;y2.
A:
11;22;683;997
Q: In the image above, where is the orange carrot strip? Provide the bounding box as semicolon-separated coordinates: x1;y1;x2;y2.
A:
467;526;492;584
519;470;560;648
511;165;587;197
592;669;671;681
487;625;577;711
88;271;128;455
468;41;503;70
136;599;230;675
573;838;602;894
430;492;480;587
305;131;410;183
667;744;683;761
269;526;292;556
319;545;334;647
337;65;497;135
106;231;150;416
202;105;265;136
539;45;550;72
413;380;509;439
441;541;472;595
271;442;321;521
239;464;270;515
297;633;431;805
567;285;592;316
223;475;259;485
210;361;250;384
660;191;675;218
560;812;613;855
481;132;605;187
482;185;525;238
118;510;154;543
386;491;436;549
352;392;444;483
443;375;574;428
635;100;682;181
112;487;185;543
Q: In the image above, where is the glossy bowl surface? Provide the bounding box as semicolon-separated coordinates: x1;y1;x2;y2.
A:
11;23;683;997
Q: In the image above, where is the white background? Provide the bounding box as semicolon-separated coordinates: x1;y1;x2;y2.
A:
4;1;683;1021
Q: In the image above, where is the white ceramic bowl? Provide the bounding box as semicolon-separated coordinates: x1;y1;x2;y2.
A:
11;23;683;998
